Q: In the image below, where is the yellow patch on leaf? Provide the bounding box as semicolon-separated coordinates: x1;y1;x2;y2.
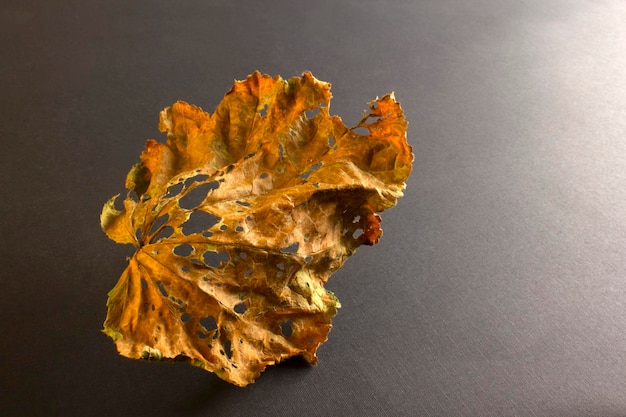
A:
101;71;413;386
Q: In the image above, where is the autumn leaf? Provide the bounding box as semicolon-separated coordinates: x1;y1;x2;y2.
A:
101;71;413;386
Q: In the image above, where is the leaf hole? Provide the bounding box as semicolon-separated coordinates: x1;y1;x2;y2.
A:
234;302;247;314
280;320;293;337
328;136;335;147
235;200;250;207
183;174;209;188
305;107;321;119
259;104;268;117
353;229;363;239
278;144;284;163
197;331;207;339
179;181;219;210
239;252;247;260
151;226;173;242
281;242;299;254
224;340;233;359
203;251;230;268
244;268;253;278
299;162;322;181
140;278;148;289
182;211;220;235
259;172;268;179
235;225;244;233
156;281;168;297
148;214;169;237
200;316;217;332
164;182;184;198
352;126;369;136
173;243;194;257
180;313;191;323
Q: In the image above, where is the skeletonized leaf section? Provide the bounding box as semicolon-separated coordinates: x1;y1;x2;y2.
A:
101;71;412;386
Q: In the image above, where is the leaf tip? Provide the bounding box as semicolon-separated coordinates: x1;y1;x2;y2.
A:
102;327;123;342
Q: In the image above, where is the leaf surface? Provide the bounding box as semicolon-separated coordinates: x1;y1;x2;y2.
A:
101;72;413;386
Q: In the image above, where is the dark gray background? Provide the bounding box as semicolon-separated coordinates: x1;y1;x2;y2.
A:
2;1;626;416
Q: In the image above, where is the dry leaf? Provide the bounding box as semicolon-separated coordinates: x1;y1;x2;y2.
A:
101;71;413;386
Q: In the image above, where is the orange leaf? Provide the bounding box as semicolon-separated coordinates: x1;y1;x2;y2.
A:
101;71;413;386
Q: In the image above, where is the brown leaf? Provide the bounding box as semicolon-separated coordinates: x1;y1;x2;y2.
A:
101;71;413;386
